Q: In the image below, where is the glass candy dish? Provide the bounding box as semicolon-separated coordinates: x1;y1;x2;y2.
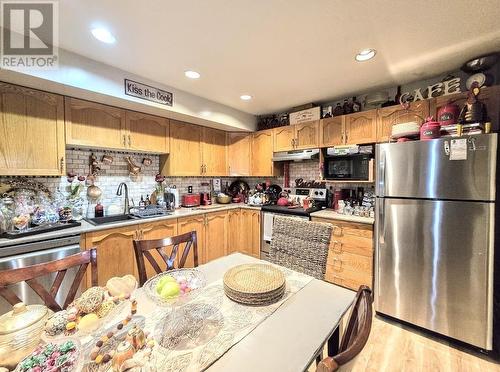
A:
143;269;206;307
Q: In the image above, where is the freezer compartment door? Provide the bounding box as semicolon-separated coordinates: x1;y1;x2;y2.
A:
375;198;494;349
376;134;497;201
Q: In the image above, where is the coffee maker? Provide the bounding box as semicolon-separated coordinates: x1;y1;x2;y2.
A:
200;192;211;205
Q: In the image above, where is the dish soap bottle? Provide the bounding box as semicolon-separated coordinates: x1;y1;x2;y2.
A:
94;203;104;218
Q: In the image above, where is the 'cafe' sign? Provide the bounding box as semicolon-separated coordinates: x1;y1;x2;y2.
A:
399;77;461;104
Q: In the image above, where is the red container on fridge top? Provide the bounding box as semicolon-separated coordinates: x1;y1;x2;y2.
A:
420;117;441;140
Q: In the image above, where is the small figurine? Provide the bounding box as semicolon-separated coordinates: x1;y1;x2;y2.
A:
458;82;488;124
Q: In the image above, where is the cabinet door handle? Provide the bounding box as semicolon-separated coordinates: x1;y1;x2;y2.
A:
128;135;131;146
201;164;204;174
332;240;343;253
332;258;343;271
291;138;294;147
332;225;343;236
59;157;64;173
123;134;126;146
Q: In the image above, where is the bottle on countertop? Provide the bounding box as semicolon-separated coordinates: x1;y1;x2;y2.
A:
94;202;104;218
145;194;151;206
343;99;352;114
352;96;361;112
332;103;344;116
139;195;146;208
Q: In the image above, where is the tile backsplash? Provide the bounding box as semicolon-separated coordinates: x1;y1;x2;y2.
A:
0;149;371;216
0;148;284;216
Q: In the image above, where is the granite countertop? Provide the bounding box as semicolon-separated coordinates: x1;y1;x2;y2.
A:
0;204;261;248
310;209;375;225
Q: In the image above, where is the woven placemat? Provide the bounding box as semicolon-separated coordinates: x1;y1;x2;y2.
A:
225;285;285;306
223;264;285;294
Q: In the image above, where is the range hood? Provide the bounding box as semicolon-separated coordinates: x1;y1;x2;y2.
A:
272;149;320;162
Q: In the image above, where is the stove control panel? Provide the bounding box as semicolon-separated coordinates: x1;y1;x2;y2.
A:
282;187;327;201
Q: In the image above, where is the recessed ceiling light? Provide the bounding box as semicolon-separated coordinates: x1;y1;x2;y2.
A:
240;94;252;101
91;27;116;44
355;48;376;62
185;70;201;79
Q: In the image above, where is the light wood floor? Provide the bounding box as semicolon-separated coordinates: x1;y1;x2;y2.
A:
309;315;500;372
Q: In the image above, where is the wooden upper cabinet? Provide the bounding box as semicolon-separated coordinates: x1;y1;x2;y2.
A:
65;97;126;149
202;127;227;176
227;132;251;176
295;120;319;149
251;129;276;176
344;110;377;144
320;116;344;147
273;126;295;151
204;211;228;263
377;101;429;143
0;82;65;176
125;112;169;153
162;120;202;176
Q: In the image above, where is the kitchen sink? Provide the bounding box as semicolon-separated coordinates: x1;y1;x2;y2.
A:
85;214;137;226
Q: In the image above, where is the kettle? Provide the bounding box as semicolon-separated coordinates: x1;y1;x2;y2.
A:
277;192;290;206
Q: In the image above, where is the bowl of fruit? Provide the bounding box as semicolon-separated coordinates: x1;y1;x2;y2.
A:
143;269;206;307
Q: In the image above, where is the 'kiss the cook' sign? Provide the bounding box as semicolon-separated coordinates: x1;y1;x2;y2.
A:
124;79;173;106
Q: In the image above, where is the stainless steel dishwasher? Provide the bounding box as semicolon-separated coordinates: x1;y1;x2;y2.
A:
0;235;81;314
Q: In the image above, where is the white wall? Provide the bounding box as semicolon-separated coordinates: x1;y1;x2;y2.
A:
0;47;256;131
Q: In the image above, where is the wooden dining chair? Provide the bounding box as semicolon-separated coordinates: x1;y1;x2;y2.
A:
269;216;332;280
0;248;97;312
316;286;373;372
133;231;198;286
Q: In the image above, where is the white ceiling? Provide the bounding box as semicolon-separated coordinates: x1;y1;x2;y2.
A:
56;0;500;115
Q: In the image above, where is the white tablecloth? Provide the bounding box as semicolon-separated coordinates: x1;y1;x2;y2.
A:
199;253;356;372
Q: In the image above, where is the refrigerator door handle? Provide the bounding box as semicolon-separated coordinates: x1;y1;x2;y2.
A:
375;198;385;300
377;151;386;197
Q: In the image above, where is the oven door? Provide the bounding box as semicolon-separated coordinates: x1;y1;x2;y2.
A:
260;211;309;260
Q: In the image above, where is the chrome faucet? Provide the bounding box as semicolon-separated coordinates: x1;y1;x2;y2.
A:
116;182;130;214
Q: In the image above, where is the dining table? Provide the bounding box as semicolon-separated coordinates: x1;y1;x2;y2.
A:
74;253;357;372
132;253;357;372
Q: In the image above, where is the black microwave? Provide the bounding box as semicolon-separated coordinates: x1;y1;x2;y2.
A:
323;152;373;181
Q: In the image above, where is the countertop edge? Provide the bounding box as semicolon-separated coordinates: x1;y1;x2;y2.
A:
310;210;375;225
0;204;261;248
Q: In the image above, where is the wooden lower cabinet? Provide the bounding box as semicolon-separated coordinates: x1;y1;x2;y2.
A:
312;217;373;291
227;209;241;254
178;215;206;266
83;225;139;287
204;211;228;262
82;208;263;289
239;209;261;258
138;219;178;279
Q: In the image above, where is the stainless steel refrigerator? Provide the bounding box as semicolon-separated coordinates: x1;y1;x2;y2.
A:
375;134;497;350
